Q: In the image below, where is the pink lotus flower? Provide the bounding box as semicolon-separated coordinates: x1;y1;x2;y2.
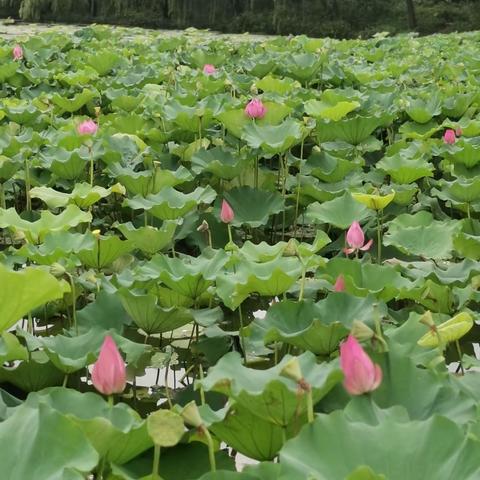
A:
245;99;266;119
443;129;456;145
12;44;23;61
203;64;216;75
77;119;98;136
334;275;345;292
343;221;373;255
220;199;234;224
340;335;382;395
91;335;126;396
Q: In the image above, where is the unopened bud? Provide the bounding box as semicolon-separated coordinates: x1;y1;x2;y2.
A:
49;262;66;278
280;357;303;383
197;220;210;233
180;401;203;428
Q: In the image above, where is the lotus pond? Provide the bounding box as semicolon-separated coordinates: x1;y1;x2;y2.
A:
1;23;480;479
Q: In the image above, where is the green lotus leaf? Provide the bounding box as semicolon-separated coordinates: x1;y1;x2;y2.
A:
405;94;442;123
442;92;475;118
30;182;126;209
52;88;98;113
19;231;95;265
0;265;68;332
28;388;152;464
279;410;480;480
246;295;383;355
376;152;434;184
87;50;121;75
0;204;92;244
443;140;480;169
305;99;360;121
111;442;235;480
28;328;152;374
191;147;248;180
282;53;322;82
123;186;216;220
197;351;342;427
217;102;293;139
321;258;412;301
56;67;99;87
351;191;395;210
115;221;178;255
0;331;28;363
203;404;294;461
198;463;281;480
216;256;303;310
163;100;214;133
77;235;133;269
0;402;98;480
4;102;41;124
304;150;362;183
0;62;18;82
110;164;193;196
418;312;473;347
431;177;480;209
0;351;64;391
47;149;88;180
398;120;440;140
454;219;480;260
0;154;22;181
384;211;461;259
135;249;228;299
315;114;390;145
305;191;371;229
118;289;194;335
255;75;300;94
242;118;305;154
222;186;284;228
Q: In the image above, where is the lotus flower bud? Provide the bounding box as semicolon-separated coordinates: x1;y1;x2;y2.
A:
77;119;98;136
244;99;266;119
334;275;345;292
91;335;126;395
344;221;373;255
197;220;210;233
203;64;216;75
220;199;234;224
340;335;382;396
12;44;23;61
283;238;299;257
443;129;456;145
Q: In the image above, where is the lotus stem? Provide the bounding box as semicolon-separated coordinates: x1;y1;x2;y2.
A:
306;386;314;423
62;374;68;388
293;140;304;239
455;339;465;375
88;145;94;187
377;209;383;264
24;156;31;212
281;154;288;241
198;364;206;406
227;223;234;245
0;182;5;209
238;303;247;364
152;444;161;480
299;267;306;302
202;427;216;472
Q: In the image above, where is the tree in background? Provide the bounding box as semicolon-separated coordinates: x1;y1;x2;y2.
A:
405;0;417;29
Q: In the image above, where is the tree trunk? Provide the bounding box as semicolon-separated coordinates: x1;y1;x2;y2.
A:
405;0;417;29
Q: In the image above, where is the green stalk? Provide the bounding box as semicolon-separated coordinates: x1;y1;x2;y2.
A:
88;145;94;187
24;156;31;212
203;427;216;472
299;267;306;302
238;303;247;364
152;444;161;480
227;223;233;245
455;339;465;375
306;387;314;423
293;140;304;239
376;209;383;264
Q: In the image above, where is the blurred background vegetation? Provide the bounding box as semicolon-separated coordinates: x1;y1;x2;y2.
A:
0;0;478;38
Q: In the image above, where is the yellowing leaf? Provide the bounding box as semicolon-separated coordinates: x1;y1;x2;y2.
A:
417;312;473;347
352;191;395;210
